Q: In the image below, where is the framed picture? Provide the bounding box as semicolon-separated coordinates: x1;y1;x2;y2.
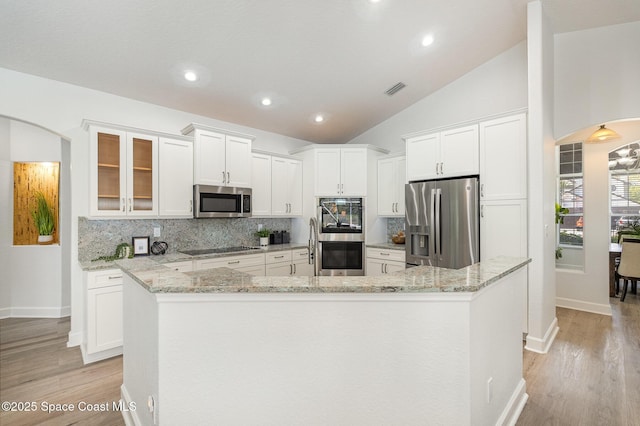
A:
132;236;150;256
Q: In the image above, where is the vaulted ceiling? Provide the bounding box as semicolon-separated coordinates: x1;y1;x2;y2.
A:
1;0;638;143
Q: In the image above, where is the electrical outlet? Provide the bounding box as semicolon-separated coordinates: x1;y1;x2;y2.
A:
153;226;161;237
258;224;263;231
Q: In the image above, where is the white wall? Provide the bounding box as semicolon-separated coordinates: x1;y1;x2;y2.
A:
555;123;640;314
0;67;312;341
553;21;640;314
554;21;640;139
0;117;10;318
524;1;559;353
4;120;66;317
347;41;528;151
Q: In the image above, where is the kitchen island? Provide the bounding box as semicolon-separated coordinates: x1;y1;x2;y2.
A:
119;256;529;426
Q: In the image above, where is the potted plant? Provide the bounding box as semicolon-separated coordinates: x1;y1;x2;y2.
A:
555;203;569;259
256;228;270;247
31;191;55;244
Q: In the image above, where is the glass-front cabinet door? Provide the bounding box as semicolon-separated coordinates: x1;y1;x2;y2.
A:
90;126;158;217
127;133;158;215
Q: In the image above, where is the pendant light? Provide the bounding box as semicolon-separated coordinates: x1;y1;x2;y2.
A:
586;124;621;143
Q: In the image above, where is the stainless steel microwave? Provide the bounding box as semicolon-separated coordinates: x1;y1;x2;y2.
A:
193;185;252;218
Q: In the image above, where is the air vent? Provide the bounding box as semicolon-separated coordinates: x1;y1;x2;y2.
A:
385;82;406;96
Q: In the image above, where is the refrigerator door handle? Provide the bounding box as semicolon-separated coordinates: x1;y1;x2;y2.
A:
435;188;442;257
430;188;437;257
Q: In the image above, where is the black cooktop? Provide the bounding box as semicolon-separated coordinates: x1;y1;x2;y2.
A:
180;246;260;256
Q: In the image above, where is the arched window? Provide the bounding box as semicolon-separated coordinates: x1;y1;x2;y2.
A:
609;141;640;241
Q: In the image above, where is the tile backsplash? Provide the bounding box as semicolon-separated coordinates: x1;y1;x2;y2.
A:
78;217;291;262
386;217;405;241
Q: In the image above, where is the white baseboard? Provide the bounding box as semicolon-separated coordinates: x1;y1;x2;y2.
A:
8;306;71;318
496;378;528;426
67;330;83;347
524;317;559;354
121;385;142;426
555;297;612;316
80;343;122;365
0;307;10;319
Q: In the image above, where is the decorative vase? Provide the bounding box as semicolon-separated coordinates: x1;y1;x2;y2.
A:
260;237;269;247
38;235;53;244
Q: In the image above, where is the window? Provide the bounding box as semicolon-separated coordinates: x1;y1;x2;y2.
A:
557;143;583;247
609;142;640;241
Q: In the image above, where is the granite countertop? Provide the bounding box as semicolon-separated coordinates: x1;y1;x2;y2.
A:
80;243;309;271
366;242;406;251
116;256;530;295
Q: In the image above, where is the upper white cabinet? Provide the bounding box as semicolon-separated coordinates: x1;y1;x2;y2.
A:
89;125;159;217
251;153;272;216
182;124;253;188
271;157;302;216
315;147;368;196
251;153;302;217
405;124;479;181
479;113;527;200
159;137;193;217
378;156;406;216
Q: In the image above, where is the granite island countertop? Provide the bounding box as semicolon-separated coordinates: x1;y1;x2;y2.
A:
115;255;530;295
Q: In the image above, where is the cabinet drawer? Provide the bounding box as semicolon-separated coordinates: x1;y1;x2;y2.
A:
291;248;310;263
165;260;194;272
87;269;123;289
195;253;265;271
366;248;406;262
266;251;292;264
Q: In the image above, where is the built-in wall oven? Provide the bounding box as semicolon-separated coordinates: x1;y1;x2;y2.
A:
316;197;364;276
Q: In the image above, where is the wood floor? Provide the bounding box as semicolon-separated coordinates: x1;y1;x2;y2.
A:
1;295;638;426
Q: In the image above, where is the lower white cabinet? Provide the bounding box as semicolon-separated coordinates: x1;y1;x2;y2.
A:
84;268;123;363
265;248;313;276
480;199;528;261
366;248;406;276
165;260;194;272
195;253;266;276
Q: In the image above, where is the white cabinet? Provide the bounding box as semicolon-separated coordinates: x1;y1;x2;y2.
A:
478;113;528;262
165;260;194;272
184;124;253;187
480;199;528;261
479;113;527;200
251;153;303;217
89;126;159;217
272;157;302;216
251;153;272;216
265;248;313;276
159;137;193;217
315;147;368;196
366;247;406;276
195;253;266;276
84;269;123;363
378;156;406;216
406;125;479;181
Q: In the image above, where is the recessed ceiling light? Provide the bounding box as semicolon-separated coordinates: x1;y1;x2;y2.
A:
314;114;325;123
261;97;272;106
184;71;198;82
421;34;435;47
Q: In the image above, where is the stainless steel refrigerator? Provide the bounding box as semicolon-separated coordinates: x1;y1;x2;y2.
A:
405;176;479;269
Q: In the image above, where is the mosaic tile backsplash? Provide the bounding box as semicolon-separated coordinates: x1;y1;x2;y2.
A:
386;218;405;241
78;217;292;262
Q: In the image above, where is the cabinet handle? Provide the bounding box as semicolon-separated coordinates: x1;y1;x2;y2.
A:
381;263;384;274
337;183;340;194
227;171;230;183
293;264;297;274
227;260;240;265
190;199;193;212
290;264;293;275
121;198;125;212
481;205;484;218
222;171;226;183
275;255;284;259
128;198;132;212
384;264;388;274
341;183;344;193
108;275;122;279
481;184;485;198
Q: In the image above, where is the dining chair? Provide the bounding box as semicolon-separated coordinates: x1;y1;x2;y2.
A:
617;239;640;302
